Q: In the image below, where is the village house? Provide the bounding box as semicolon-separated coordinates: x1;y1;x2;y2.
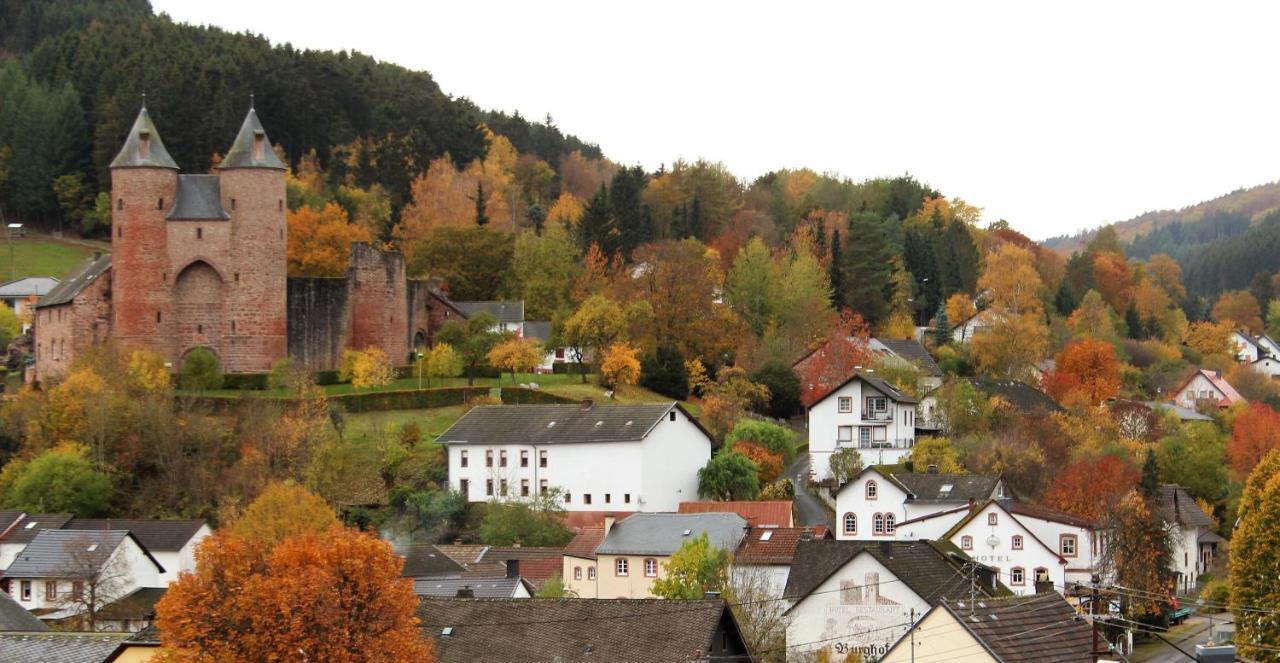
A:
1230;330;1263;363
419;597;753;662
439;402;711;513
919;378;1062;431
869;337;944;390
893;499;1103;596
589;513;747;599
783;539;1007;661
0;512;73;572
808;371;918;480
835;467;1007;541
1250;355;1280;379
0;276;58;333
104;625;161;662
0;632;134;661
1159;485;1222;594
561;525;606;599
678;500;795;528
62;519;209;586
1171;368;1245;410
878;590;1094;663
413;573;533;599
732;526;832;604
521;320;583;374
3;530;164;624
953;308;1003;343
452;300;525;336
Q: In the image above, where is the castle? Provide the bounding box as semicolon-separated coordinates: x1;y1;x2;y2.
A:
32;104;463;382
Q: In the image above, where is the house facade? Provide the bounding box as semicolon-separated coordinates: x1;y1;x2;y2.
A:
732;526;831;605
869;338;944;390
1231;330;1262;363
1251;356;1280;379
586;513;747;599
3;530;164;621
1172;368;1245;410
835;468;1006;541
61;519;210;586
1159;485;1221;594
0;277;58;333
440;402;711;513
808;372;918;481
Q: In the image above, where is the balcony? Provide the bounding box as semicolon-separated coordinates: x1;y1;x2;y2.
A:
836;438;912;451
860;411;893;424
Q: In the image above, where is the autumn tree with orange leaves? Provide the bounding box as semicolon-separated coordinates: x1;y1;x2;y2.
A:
286;202;372;277
1212;289;1263;334
1229;403;1280;481
794;310;873;406
1043;454;1139;522
1044;338;1122;407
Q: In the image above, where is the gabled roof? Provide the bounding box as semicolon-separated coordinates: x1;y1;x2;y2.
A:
1173;368;1245;406
438;402;705;447
63;518;206;553
594;513;747;557
218;105;287;170
734;526;830;566
937;592;1093;662
1141;400;1213;422
522;320;553;343
418;598;747;663
1157;485;1215;529
678;501;793;528
35;255;110;309
0;510;25;536
485;547;566;585
0;513;72;544
892;473;1003;504
783;539;1003;608
165;174;230;220
563;526;605;560
0;277;59;298
0;632;130;662
413;576;532;599
959;378;1063;414
398;543;467;577
810;370;918;409
109;106;178;169
1003;501;1097;530
5;530;164;577
872;338;943;377
453;300;525;324
0;591;48;632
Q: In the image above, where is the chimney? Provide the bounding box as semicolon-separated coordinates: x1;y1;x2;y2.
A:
703;591;721;600
879;541;893;559
927;464;940;474
968;497;976;512
456;586;474;598
603;515;616;536
581;399;594;410
506;559;520;579
1035;580;1055;595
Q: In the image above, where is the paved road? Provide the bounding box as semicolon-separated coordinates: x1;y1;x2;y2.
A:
1130;613;1225;663
787;453;834;529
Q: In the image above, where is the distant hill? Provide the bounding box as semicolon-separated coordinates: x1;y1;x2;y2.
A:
1042;181;1280;255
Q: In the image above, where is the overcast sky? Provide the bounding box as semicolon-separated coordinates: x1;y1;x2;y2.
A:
152;0;1280;239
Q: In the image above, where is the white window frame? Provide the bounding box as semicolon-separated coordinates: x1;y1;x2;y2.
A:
838;397;853;413
843;513;857;535
616;558;628;576
644;558;658;577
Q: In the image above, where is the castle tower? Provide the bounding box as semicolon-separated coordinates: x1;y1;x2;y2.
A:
109;104;179;358
214;103;288;372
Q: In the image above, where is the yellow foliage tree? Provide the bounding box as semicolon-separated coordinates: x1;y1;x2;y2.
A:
487;337;543;383
351;347;394;390
546;192;585;228
908;437;965;473
1212;290;1263;334
978;244;1044;315
286;202;371;277
418;343;463;387
945;293;976;327
878;310;916;340
396;155;475;242
971;312;1050;381
229;482;339;548
1184;320;1234;358
601;343;641;389
126;350;171;393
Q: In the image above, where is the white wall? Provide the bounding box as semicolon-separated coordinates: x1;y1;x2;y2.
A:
786;552;929;661
1174;373;1225;410
151;523;210;585
1252;358;1280;378
6;537;161;613
1170;525;1203;594
639;408;711;512
834;471;909;541
732;564;791;605
809;379;916;482
1231;332;1260;363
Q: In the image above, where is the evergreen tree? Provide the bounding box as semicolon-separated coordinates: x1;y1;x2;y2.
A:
474;181;489;226
828;229;845;308
639;343;689;400
933;302;951;346
1054;281;1078;316
1249;270;1275;313
688;194;704;241
1124;302;1145;339
577;185;615;255
1140;448;1159;498
609;166;649;256
843;211;894;325
903;224;940;318
670;203;688;240
945;220;981;294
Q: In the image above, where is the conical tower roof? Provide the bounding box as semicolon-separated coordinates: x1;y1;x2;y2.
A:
218;105;286;170
109;105;179;169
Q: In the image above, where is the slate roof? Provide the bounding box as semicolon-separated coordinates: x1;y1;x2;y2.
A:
0;277;59;299
0;510;25;536
453;300;525;324
811;370;919;408
63;518;206;553
95;587;166;621
399;543;468;577
783;539;1002;608
413;576;531;599
109;106;178;169
678;501;793;527
165;174;230;220
563;526;605;560
873;338;943;377
0;513;72;545
1142;401;1213;422
419;598;745;663
893;473;1003;504
963;378;1063;414
938;591;1093;662
5;530;163;577
0;632;131;663
218;106;286;170
734;526;829;566
35;255;110;309
0;591;48;632
1002;500;1097;530
438;402;697;447
523;320;552;343
1157;485;1215;529
595;513;747;557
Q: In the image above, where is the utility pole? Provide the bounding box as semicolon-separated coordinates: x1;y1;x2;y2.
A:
910;606;916;663
1090;574;1103;663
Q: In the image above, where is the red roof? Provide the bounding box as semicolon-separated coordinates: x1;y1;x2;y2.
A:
735;526;833;565
563;526;606;560
1174;368;1246;408
678;501;793;528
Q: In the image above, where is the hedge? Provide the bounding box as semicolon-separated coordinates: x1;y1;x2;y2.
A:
183;386;580;413
551;362;589;375
500;388;579;405
222;373;269;390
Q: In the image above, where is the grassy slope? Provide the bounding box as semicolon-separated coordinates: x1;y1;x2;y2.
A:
0;233;106;281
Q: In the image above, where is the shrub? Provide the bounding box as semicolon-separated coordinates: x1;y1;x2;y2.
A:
760;478;795;500
750;361;801;419
725;419;797;464
338;349;360;383
5;444;112;516
1200;577;1229;607
180;347;223;390
351;348;394;390
268;358;309;392
697;452;760;501
640;343;689;400
734;442;784;484
223;373;269;390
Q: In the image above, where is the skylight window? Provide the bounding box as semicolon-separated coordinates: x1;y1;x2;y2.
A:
940;484;953;493
546;421;556;428
682;529;692;536
760;531;773;541
24;522;36;529
86;544;99;552
595;421;603;427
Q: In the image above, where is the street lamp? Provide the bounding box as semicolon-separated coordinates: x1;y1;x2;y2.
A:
6;222;23;283
416;349;425;390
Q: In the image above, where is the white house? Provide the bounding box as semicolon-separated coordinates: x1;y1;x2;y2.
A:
521;320;584;374
590;513;748;599
1257;334;1280;359
0;277;59;333
62;519;210;585
869;338;944;390
3;530;164;623
834;467;1007;541
953;308;1002;343
0;513;72;571
808;371;918;481
894;499;1103;596
439;401;711;513
1250;356;1280;379
783;539;1005;661
453;300;525;336
1171;368;1246;410
1158;485;1221;594
732;526;832;605
1230;330;1262;363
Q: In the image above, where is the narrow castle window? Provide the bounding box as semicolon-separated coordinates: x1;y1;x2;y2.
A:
197;227;203;240
138;130;151;158
157;198;164;210
197;324;203;334
231;320;236;333
278;199;284;212
231;198;237;210
117;199;124;211
252;130;266;160
156;311;162;324
117;227;123;239
234;273;240;283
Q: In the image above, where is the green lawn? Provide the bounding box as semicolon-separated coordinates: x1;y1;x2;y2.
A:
343;405;468;444
0;233;106;281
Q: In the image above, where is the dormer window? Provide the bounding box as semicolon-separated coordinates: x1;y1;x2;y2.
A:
252;129;266;160
138;130;151;158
